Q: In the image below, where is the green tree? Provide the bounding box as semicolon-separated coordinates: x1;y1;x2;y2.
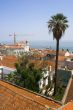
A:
5;72;15;82
7;54;42;92
48;13;68;94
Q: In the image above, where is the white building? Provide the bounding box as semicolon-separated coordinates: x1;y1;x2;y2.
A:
39;70;49;89
2;41;30;56
65;51;71;61
39;66;54;95
0;66;16;79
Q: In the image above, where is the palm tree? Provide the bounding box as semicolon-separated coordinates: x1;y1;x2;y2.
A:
48;13;68;94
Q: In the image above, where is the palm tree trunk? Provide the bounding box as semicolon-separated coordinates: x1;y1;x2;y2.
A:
54;39;59;95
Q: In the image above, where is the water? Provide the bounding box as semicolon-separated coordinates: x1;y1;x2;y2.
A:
30;41;73;52
1;40;73;52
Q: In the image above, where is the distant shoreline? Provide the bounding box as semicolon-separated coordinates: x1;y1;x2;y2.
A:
1;41;73;52
30;41;73;52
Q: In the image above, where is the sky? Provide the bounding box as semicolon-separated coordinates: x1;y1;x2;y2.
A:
0;0;73;42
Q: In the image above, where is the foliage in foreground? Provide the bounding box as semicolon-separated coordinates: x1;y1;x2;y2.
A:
6;54;42;92
52;86;65;101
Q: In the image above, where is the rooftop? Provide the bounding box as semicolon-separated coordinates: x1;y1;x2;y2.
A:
58;101;73;110
65;79;73;103
0;41;27;49
0;80;61;110
0;55;17;68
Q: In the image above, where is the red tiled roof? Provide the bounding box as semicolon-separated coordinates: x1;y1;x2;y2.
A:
0;80;61;110
54;56;65;62
0;55;17;68
0;55;55;70
65;79;73;103
60;101;73;110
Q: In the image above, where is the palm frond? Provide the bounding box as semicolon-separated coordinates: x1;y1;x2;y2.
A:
47;13;68;40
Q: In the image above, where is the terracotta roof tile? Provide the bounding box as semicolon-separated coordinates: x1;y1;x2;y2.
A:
0;55;17;68
60;101;73;110
65;79;73;103
0;80;61;110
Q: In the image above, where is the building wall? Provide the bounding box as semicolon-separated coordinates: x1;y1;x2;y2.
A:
24;45;29;52
39;70;50;90
0;66;15;79
0;42;30;56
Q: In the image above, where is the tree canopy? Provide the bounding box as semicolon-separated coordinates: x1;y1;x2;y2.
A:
48;13;68;40
7;54;42;92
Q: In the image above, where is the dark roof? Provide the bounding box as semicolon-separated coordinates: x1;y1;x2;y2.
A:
42;54;55;61
65;61;73;70
57;70;71;87
58;61;65;68
0;80;61;110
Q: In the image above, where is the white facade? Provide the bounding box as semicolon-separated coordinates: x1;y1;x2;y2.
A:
0;66;16;79
13;48;27;56
66;58;71;61
0;41;30;56
71;70;73;76
45;77;48;85
65;51;70;57
7;43;30;56
39;79;43;89
24;45;30;52
39;66;54;96
39;68;50;90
